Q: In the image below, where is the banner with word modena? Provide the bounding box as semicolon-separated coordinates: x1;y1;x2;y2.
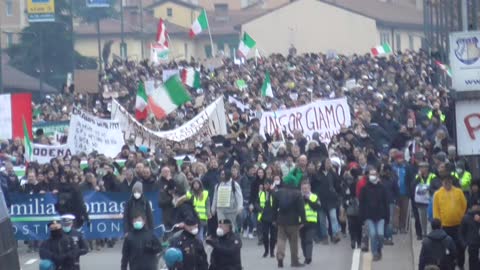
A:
27;0;55;22
67;108;125;157
260;98;351;143
455;100;480;155
10;192;163;240
32;144;71;164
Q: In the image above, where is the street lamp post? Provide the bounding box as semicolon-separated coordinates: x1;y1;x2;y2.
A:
120;0;127;60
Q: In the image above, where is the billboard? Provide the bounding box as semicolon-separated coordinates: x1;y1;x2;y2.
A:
456;100;480;156
27;0;55;22
449;31;480;91
86;0;110;7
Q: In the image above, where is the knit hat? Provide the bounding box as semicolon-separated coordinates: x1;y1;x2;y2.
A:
283;167;302;187
132;182;143;193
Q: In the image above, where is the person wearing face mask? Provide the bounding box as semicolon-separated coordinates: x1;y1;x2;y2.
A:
121;213;162;270
60;214;88;270
123;182;154;234
169;217;208;270
451;161;472;195
359;167;389;261
39;219;78;270
206;219;242;270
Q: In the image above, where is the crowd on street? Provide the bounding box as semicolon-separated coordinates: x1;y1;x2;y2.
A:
1;48;479;270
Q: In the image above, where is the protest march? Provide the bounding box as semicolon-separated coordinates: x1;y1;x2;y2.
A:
1;1;480;270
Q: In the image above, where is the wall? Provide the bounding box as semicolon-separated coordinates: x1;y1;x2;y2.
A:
241;0;379;56
377;27;423;52
152;2;200;28
0;0;26;48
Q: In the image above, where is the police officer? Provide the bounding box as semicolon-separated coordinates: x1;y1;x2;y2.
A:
39;219;78;270
60;214;88;270
121;212;162;270
300;180;321;265
206;219;242;270
169;217;208;270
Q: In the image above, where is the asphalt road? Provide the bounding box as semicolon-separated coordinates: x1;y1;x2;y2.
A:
18;233;414;270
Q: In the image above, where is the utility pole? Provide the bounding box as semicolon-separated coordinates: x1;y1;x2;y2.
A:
0;25;3;93
70;0;75;77
96;18;103;73
120;0;126;60
39;31;44;93
140;0;144;59
461;0;468;31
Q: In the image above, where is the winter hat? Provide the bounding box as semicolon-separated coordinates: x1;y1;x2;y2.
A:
132;182;143;193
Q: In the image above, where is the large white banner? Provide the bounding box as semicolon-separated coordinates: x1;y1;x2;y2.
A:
32;144;70;164
260;98;351;143
449;31;480;91
111;97;227;148
67;108;125;157
456;100;480;156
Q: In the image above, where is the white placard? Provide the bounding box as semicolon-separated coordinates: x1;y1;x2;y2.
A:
456;100;480;156
228;96;250;112
67;108;125;157
111;97;227;147
260;98;351;143
449;31;480;91
32;144;71;164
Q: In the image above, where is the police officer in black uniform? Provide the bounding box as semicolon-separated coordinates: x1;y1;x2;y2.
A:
206;219;242;270
61;214;88;270
169;217;208;270
39;219;78;270
460;196;480;270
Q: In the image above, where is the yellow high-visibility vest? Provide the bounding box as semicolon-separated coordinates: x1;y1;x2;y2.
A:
258;191;273;221
304;194;318;223
416;173;437;186
452;171;472;192
191;190;209;221
427;110;446;123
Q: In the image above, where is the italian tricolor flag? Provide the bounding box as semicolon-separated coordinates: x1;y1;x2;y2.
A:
0;93;32;140
189;10;209;39
23;117;33;162
261;71;273;98
435;60;452;77
238;32;256;58
371;43;392;57
181;68;201;88
135;81;148;121
148;75;191;119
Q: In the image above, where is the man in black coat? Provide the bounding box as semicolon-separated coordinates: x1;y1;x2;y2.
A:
418;219;456;270
359;167;389;261
60;214;88;270
170;217;208;270
460;197;480;270
206;219;242;270
39;220;78;270
121;212;162;270
158;166;176;229
123;182;154;233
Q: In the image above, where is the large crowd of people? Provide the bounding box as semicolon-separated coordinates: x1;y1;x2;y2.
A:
1;48;479;270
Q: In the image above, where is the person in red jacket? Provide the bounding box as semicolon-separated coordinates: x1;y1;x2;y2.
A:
356;175;367;200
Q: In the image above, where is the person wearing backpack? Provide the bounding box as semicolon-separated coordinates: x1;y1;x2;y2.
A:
211;169;243;232
418;219;456;270
272;173;306;268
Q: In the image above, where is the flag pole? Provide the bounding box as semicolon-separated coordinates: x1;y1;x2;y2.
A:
203;9;215;58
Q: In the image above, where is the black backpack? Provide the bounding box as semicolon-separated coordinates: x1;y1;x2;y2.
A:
425;237;451;269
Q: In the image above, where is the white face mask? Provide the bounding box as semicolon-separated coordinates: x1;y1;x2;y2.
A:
456;168;463;174
190;228;199;235
133;192;141;199
216;228;225;237
369;175;378;184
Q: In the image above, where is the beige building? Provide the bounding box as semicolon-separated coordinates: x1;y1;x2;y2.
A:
0;0;27;48
239;0;424;56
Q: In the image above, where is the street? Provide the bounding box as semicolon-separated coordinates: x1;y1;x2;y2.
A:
18;233;414;270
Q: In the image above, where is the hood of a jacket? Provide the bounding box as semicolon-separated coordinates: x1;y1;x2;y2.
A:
427;229;448;241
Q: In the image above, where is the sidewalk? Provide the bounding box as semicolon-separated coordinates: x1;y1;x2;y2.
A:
410;218;421;270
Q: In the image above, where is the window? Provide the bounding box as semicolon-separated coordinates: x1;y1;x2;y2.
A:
6;0;13;16
167;7;173;17
396;33;401;51
380;32;390;45
409;35;414;50
6;33;13;47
